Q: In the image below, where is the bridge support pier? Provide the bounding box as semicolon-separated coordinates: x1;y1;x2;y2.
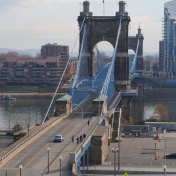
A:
119;97;132;120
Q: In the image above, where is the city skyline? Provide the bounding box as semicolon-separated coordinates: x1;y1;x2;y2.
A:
0;0;168;53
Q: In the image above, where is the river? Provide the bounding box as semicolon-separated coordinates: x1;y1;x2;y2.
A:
0;98;55;130
0;98;176;130
143;101;176;121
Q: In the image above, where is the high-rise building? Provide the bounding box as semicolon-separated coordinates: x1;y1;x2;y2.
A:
41;43;69;59
164;1;176;73
159;40;164;71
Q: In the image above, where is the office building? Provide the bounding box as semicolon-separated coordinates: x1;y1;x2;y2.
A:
164;0;176;73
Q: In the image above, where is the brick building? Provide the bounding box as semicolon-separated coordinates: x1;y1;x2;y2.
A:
0;56;66;85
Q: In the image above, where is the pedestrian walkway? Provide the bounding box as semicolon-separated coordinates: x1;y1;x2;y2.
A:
81;164;176;175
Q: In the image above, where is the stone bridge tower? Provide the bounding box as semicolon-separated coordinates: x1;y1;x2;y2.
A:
129;26;144;73
78;0;131;92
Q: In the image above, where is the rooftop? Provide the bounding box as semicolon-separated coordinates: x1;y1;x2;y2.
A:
5;56;60;64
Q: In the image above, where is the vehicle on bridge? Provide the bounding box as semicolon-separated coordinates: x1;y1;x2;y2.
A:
54;135;64;142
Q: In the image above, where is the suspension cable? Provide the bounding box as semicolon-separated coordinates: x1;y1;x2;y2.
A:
41;18;86;125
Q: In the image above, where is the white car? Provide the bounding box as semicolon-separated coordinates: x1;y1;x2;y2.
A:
54;135;64;142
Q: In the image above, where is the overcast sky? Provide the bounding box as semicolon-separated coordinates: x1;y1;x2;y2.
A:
0;0;168;53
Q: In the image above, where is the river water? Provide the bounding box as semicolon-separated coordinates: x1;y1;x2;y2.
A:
0;98;176;130
0;98;55;130
143;101;176;121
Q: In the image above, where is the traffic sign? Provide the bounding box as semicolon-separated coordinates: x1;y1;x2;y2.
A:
123;172;128;176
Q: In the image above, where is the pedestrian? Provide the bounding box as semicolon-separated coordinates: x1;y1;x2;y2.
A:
87;120;90;126
80;135;83;142
71;135;74;142
76;137;79;144
83;133;86;139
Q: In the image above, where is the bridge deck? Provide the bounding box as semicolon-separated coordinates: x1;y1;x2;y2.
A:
0;116;60;158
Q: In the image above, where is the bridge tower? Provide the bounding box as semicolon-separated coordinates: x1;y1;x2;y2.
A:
129;26;144;73
78;0;130;92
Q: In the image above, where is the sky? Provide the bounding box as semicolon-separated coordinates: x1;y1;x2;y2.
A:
0;0;169;53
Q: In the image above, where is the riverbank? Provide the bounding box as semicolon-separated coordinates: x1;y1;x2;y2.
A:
144;88;176;101
0;92;65;99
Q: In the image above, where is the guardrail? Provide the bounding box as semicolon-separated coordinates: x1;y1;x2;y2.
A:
109;92;122;111
0;113;66;166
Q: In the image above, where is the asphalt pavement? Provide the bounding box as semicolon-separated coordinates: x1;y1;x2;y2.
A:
0;94;96;176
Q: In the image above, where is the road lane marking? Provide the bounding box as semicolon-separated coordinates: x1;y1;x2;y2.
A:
14;118;78;176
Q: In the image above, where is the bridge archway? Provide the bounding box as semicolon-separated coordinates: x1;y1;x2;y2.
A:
129;49;135;71
93;41;114;76
78;0;131;91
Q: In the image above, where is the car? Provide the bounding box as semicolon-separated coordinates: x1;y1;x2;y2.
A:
164;153;176;159
54;135;64;142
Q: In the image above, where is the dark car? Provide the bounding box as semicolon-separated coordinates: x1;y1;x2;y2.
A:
164;153;176;159
54;135;64;142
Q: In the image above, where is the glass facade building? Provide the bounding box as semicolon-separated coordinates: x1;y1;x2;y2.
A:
164;0;176;73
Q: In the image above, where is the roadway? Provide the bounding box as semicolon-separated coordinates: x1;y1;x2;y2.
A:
0;95;96;176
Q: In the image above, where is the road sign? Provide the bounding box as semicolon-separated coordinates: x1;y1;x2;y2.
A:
123;172;128;176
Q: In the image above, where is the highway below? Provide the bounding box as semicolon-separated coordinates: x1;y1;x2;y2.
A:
0;95;96;176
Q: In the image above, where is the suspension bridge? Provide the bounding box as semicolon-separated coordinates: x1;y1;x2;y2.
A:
0;1;145;176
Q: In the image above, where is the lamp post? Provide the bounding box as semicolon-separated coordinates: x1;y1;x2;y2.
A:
111;147;119;176
19;165;22;176
164;136;166;176
59;156;62;176
47;147;50;174
116;138;122;170
8;104;13;133
74;104;83;135
29;106;33;126
28;106;33;137
93;90;101;119
163;165;166;176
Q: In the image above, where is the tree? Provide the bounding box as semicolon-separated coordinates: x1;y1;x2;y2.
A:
146;116;158;122
154;104;168;121
121;117;133;125
35;53;41;58
12;123;22;132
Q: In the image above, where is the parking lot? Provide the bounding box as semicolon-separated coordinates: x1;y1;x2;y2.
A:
105;132;176;170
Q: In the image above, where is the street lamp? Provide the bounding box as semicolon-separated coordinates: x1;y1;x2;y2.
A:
93;90;101;119
74;104;83;135
19;165;22;176
59;156;62;176
28;106;33;137
163;165;166;176
164;136;167;176
47;147;50;174
115;105;123;170
111;147;119;176
116;138;122;170
8;104;13;133
29;106;33;126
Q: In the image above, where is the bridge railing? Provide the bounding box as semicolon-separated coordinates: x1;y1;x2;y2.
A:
108;92;122;111
0;114;66;165
73;117;99;154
